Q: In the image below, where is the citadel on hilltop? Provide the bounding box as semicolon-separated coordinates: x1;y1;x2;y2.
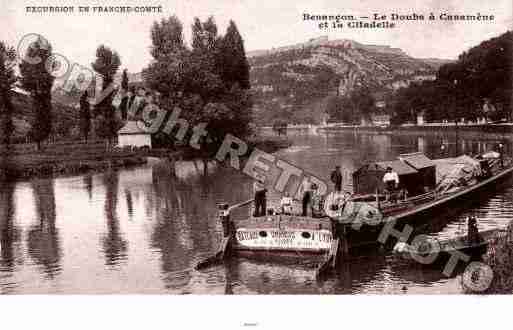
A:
246;36;407;58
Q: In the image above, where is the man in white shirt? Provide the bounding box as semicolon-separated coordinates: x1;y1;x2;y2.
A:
280;192;293;215
383;166;399;202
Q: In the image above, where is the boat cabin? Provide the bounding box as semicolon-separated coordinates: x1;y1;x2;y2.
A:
398;152;436;192
352;160;421;196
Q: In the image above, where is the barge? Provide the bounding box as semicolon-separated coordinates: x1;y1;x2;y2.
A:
195;151;513;275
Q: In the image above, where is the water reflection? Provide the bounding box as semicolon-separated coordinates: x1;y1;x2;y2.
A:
0;181;20;271
27;178;61;278
83;174;93;201
100;170;128;266
0;131;511;293
124;188;134;220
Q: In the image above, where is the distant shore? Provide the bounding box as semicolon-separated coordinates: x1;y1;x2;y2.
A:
318;123;513;136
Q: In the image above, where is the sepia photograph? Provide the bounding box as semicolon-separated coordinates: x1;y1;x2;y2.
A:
0;0;512;328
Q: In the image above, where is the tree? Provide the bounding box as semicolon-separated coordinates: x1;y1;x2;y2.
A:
144;16;253;152
0;41;17;146
187;16;223;102
91;45;121;145
350;87;375;122
391;31;512;124
218;20;250;89
19;36;55;150
119;69;130;120
121;69;129;91
79;90;91;142
325;87;375;124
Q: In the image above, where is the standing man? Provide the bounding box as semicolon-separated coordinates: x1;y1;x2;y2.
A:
253;176;267;217
330;165;343;192
383;166;399;202
498;143;504;168
467;216;480;244
300;179;312;217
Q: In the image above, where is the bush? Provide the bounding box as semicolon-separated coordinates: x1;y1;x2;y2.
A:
483;223;513;293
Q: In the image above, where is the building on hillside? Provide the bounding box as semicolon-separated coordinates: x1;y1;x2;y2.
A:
117;121;152;148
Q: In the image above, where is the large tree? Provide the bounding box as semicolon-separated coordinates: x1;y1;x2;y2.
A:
121;68;129;91
91;45;121;145
0;41;17;146
218;20;250;90
144;15;189;101
325;87;375;124
144;16;253;152
119;69;130;120
19;36;55;150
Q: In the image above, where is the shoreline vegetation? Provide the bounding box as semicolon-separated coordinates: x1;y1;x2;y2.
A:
465;221;513;294
0;135;292;181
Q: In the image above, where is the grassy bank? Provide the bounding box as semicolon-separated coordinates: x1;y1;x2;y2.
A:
0;135;292;181
0;141;147;181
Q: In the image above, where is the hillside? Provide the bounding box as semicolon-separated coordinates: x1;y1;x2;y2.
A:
248;36;450;125
9;36;451;136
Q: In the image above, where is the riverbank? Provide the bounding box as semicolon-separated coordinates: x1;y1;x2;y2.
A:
0;135;292;181
0;141;147;181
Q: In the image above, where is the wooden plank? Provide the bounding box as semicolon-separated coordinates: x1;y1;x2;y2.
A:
315;254;333;279
218;236;231;260
194;236;232;270
330;239;340;268
315;238;340;279
228;199;254;212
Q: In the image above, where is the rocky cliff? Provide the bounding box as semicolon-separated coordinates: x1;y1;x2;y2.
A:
248;36;451;124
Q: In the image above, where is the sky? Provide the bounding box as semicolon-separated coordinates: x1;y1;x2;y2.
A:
1;0;512;73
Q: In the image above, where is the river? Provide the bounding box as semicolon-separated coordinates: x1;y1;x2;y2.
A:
1;130;512;294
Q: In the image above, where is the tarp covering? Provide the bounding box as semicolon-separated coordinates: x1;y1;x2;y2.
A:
435;154;481;193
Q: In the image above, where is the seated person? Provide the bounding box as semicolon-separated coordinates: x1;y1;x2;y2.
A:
383;166;399;203
280;192;293;215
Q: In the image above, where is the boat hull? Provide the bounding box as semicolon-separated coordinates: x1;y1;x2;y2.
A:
339;166;513;249
233;215;333;254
